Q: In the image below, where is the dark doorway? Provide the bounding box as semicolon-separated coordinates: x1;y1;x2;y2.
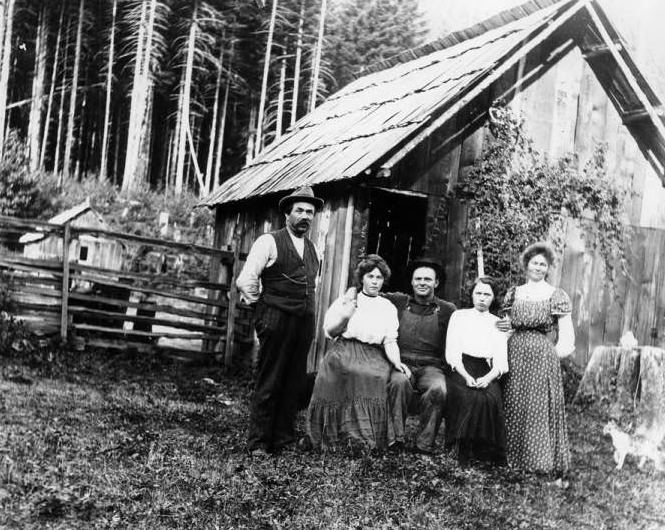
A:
366;188;427;292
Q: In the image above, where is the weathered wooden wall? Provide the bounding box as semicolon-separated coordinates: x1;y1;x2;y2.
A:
559;222;665;365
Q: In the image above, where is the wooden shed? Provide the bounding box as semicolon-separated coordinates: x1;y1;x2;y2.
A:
20;199;124;271
200;0;665;367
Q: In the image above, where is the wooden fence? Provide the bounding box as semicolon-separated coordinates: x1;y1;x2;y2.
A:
0;215;251;364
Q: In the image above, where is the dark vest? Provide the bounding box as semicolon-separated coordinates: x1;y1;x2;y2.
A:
260;228;319;315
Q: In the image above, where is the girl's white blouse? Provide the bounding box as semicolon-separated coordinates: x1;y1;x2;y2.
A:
445;308;509;374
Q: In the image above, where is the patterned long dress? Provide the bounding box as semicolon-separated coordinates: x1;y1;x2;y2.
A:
502;286;572;473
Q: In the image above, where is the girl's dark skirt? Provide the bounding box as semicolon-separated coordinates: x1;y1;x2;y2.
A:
444;354;506;464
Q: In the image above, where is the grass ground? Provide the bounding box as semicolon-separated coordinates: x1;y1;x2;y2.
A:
1;351;664;529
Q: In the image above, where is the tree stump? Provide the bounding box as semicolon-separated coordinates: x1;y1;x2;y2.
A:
577;346;665;432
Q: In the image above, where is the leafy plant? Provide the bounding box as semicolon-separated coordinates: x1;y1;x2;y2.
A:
430;105;630;298
0;131;55;219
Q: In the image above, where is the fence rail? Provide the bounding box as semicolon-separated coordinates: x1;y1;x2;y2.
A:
0;214;251;365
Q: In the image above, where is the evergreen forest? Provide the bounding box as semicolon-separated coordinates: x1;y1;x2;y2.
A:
0;0;426;199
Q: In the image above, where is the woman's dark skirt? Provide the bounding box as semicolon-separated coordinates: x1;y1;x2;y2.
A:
444;354;506;465
307;338;395;450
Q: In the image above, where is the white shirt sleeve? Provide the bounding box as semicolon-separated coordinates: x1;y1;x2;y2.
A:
323;295;353;339
383;301;399;345
555;313;575;357
236;234;277;304
493;325;509;375
445;311;464;373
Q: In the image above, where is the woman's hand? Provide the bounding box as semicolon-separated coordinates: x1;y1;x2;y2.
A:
496;316;512;333
464;375;477;388
474;375;493;388
339;286;358;319
394;362;412;379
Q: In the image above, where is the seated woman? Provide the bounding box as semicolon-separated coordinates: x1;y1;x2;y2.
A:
307;254;407;450
444;276;508;465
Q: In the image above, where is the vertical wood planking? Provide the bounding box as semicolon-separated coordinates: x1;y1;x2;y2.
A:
224;219;241;370
444;127;484;305
310;196;345;370
60;223;71;341
547;48;583;159
519;43;557;152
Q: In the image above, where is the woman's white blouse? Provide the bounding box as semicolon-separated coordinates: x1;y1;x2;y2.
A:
325;292;399;345
445;308;509;374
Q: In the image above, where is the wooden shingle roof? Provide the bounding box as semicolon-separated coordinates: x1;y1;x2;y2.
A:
200;0;665;207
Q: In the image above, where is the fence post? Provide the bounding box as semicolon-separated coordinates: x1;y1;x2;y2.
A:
60;222;71;342
224;221;241;370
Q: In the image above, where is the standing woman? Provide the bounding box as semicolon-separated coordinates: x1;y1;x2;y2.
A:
307;254;408;450
500;242;575;474
444;277;508;465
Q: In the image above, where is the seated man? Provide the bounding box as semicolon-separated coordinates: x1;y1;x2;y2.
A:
384;257;456;453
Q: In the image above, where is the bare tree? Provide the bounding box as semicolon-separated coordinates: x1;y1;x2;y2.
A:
54;14;73;175
290;0;305;128
173;0;199;195
28;3;49;171
99;0;118;181
40;3;65;170
0;0;16;157
254;0;278;158
62;0;85;180
213;42;234;191
204;37;226;195
122;0;159;192
308;0;327;112
275;57;286;140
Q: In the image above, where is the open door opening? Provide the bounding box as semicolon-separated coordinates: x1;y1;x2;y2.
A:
366;188;427;292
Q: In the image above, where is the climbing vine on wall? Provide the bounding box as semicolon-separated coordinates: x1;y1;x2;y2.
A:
431;106;630;299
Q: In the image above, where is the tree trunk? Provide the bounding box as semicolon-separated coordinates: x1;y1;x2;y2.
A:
170;81;183;189
254;0;278;158
40;3;65;170
213;47;232;191
164;128;174;192
275;57;286;141
290;0;305;128
62;0;85;180
577;346;665;433
27;4;48;171
122;0;147;189
54;15;72;175
122;0;156;192
99;0;117;181
174;0;198;196
246;103;256;165
0;0;16;158
204;39;225;194
308;0;327;113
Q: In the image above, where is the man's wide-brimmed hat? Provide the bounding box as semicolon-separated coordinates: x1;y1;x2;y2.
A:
278;186;324;213
407;256;444;280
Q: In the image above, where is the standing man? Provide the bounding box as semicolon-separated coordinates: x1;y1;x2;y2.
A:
384;257;456;454
236;186;323;456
